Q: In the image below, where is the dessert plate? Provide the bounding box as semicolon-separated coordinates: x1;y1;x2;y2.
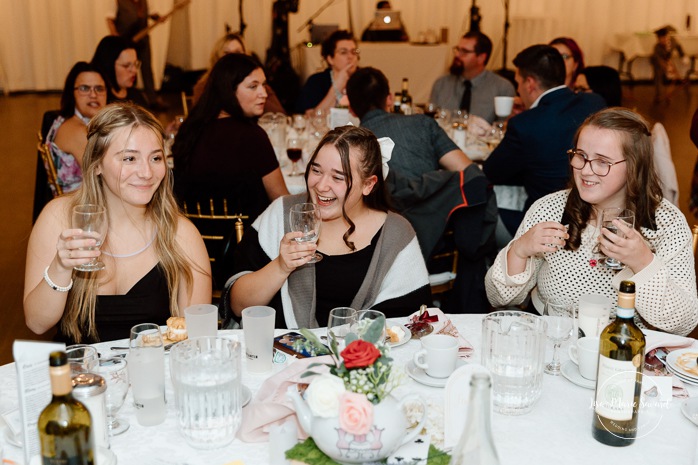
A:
386;322;412;348
666;349;698;381
560;360;595;390
406;359;466;388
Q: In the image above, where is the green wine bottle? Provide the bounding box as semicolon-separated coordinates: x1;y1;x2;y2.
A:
38;351;95;465
592;280;646;446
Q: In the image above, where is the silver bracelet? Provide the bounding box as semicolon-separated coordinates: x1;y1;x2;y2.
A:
43;266;73;292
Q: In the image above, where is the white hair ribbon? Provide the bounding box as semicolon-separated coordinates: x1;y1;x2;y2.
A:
377;137;394;180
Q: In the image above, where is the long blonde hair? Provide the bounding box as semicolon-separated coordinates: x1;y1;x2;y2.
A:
62;103;194;342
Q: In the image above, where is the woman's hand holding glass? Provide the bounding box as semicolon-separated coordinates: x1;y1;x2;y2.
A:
598;216;653;273
510;222;569;260
55;228;103;271
277;231;319;272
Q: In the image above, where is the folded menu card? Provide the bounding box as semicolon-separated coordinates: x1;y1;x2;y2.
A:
12;340;65;464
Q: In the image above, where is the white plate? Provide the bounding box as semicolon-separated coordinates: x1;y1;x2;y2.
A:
560;360;595;390
666;348;698;381
681;397;698;426
406;359;466;388
665;363;698;386
242;385;252;407
386;323;412;348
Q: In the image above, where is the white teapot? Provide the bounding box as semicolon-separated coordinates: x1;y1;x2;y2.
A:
287;387;427;464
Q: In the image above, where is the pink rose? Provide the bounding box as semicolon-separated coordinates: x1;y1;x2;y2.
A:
338;392;374;435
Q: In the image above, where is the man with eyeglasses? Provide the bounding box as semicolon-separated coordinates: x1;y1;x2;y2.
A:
429;31;515;124
483;44;605;236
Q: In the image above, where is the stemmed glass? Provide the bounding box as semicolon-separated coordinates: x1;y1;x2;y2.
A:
543;300;574;375
72;204;108;272
291;114;307;135
351;309;387;342
65;344;98;374
289;203;323;263
286;137;306;177
94;357;130;435
598;208;635;270
327;307;357;352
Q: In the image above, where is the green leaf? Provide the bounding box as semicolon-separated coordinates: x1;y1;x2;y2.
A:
345;332;358;345
285;438;451;464
298;328;332;355
362;316;386;344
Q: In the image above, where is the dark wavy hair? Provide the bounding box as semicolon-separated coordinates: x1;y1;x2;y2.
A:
562;108;662;251
59;62;108;118
579;66;622;107
304;126;390;251
91;35;137;96
321;30;356;60
171;53;263;171
549;37;585;85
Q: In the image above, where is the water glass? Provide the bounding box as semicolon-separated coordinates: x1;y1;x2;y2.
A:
289;203;323;263
72;204;108;272
481;311;547;415
543;300;575;375
242;306;276;373
170;337;242;449
184;304;218;338
94;357;130;435
128;323;166;426
327;307;357;352
65;344;98;374
599;208;635;270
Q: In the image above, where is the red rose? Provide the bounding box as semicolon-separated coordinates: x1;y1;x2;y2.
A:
340;340;381;369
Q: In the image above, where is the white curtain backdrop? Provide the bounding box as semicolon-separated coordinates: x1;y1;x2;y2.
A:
0;0;696;92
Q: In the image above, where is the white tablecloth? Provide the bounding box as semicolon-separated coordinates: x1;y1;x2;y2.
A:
292;42;451;105
1;315;697;465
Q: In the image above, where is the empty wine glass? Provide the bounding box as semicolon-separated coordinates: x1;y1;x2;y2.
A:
94;357;130;435
327;307;357;352
351;309;387;342
424;102;438;119
72;204;108;272
598;208;635;270
291;114;307;134
286;137;306;177
289;203;323;263
543;300;574;375
65;344;98;374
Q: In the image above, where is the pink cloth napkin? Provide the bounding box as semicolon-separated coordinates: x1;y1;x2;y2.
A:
408;307;474;359
238;355;332;443
642;329;695;398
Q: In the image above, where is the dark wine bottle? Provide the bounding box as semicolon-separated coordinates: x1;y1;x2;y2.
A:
591;280;645;446
400;78;413;115
38;351;95;465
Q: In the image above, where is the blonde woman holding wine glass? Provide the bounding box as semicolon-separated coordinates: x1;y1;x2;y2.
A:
24;103;212;344
485;108;698;336
222;126;431;329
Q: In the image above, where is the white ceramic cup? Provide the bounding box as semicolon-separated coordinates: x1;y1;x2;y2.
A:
184;304;218;339
578;294;612;338
241;306;276;373
568;336;600;380
494;96;515;117
413;334;459;378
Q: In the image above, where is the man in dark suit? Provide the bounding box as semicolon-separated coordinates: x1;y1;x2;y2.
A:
483;44;606;235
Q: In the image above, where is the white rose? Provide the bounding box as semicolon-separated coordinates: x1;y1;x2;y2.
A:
306;374;346;418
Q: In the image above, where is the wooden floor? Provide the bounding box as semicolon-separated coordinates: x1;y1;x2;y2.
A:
1;85;697;365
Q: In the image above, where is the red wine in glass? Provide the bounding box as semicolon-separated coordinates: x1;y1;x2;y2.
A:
287;147;304;176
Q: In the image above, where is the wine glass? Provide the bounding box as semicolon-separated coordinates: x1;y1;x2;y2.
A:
598;208;635;270
286;137;306;177
291;114;307;135
72;204;108;272
94;357;130;435
351;309;387;342
424;102;438;119
327;307;357;353
65;344;98;374
289;203;323;263
543;300;574;375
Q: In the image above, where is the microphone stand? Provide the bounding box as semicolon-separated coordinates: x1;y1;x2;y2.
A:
297;0;338;42
496;0;514;82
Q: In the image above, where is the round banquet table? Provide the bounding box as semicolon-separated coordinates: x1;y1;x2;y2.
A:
1;314;697;465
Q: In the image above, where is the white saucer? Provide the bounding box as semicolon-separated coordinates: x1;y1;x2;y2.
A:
681;397;698;426
242;385;252;407
561;360;595;390
406;359;467;388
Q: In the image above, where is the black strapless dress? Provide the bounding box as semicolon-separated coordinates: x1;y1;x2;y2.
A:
55;264;170;344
